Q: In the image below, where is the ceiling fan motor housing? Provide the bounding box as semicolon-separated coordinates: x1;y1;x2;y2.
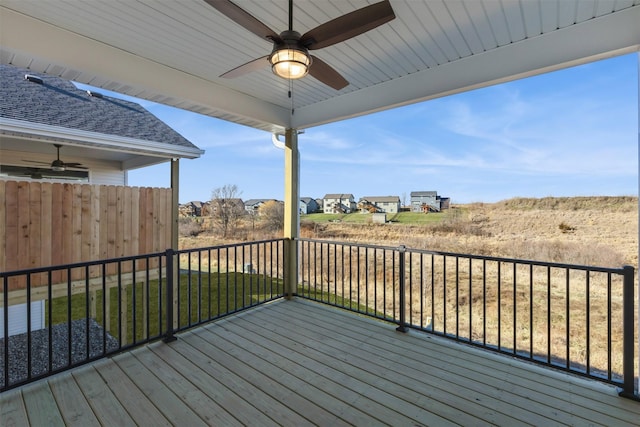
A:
269;30;311;79
51;160;65;172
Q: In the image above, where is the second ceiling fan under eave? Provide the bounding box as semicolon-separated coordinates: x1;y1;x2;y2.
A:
23;144;88;172
207;0;396;90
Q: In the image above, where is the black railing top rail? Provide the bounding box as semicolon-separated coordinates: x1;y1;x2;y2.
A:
296;237;630;274
297;237;401;252
174;238;287;255
0;251;167;278
0;238;289;278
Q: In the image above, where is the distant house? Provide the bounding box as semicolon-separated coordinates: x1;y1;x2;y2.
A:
210;198;243;215
358;196;401;214
179;201;199;217
179;201;214;217
323;194;356;214
410;191;449;212
300;197;320;214
244;198;277;214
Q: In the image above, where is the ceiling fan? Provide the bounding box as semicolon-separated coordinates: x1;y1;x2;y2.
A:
207;0;396;90
24;144;87;172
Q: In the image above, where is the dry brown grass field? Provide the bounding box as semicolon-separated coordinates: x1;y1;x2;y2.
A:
180;196;638;379
299;196;638;268
183;196;637;267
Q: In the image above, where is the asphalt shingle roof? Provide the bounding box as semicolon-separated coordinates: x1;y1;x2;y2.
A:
0;64;199;150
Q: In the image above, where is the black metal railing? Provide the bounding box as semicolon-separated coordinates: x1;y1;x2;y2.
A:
0;238;285;392
1;236;635;398
296;238;637;398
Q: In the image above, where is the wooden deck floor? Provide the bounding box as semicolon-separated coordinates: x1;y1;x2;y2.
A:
2;298;639;426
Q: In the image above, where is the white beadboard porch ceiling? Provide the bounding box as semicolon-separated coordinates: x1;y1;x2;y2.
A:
1;1;639;134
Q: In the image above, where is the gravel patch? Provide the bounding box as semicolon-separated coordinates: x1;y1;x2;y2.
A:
0;319;119;388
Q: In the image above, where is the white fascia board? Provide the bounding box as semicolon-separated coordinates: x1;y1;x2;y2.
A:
0;6;290;132
0;118;205;159
292;6;640;130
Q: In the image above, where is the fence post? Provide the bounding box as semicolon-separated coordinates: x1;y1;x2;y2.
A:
619;265;638;399
163;249;177;343
396;245;407;333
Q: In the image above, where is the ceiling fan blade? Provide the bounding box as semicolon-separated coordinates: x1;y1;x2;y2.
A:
204;0;282;43
301;0;395;50
309;56;348;90
63;163;88;169
220;55;270;78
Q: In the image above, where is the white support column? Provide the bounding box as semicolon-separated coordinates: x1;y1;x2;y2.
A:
171;158;180;251
170;158;179;329
283;128;300;298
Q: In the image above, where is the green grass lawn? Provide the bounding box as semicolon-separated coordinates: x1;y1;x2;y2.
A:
302;211;448;224
49;272;285;345
47;272;378;345
391;211;448;223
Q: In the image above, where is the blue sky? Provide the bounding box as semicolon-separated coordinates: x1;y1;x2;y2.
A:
78;53;638;204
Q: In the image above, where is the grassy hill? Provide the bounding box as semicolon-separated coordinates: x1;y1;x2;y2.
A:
182;196;637;268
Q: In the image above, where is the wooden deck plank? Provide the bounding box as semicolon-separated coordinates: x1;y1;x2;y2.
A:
143;342;268;426
252;303;540;426
90;357;172;427
200;308;460;426
3;298;639;427
278;300;640;426
112;347;209;426
224;305;514;426
189;327;404;425
184;325;364;426
48;372;100;427
20;381;65;426
0;388;29;427
157;335;322;425
267;301;572;425
300;301;640;423
71;363;137;426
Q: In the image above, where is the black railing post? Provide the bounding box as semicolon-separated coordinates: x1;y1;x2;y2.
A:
163;248;177;343
396;245;407;333
619;265;638;399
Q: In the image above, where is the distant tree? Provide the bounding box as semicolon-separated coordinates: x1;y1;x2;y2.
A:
210;184;244;238
259;200;284;231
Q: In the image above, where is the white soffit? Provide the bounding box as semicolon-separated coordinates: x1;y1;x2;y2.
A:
1;1;639;133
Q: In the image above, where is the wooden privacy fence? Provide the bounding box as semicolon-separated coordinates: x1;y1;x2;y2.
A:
0;180;172;289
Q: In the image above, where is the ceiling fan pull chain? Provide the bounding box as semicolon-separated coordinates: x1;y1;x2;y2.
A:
290;79;295;115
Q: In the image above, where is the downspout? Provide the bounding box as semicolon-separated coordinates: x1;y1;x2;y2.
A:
274;129;300;299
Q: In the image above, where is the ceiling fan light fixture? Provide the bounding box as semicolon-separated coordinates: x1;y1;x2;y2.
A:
269;47;311;80
51;160;65;172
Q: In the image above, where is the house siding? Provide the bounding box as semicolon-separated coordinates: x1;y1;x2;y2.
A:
359;196;401;214
411;191;440;212
323;194;356;214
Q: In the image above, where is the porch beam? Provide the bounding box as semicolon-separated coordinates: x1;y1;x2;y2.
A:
283;128;299;298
